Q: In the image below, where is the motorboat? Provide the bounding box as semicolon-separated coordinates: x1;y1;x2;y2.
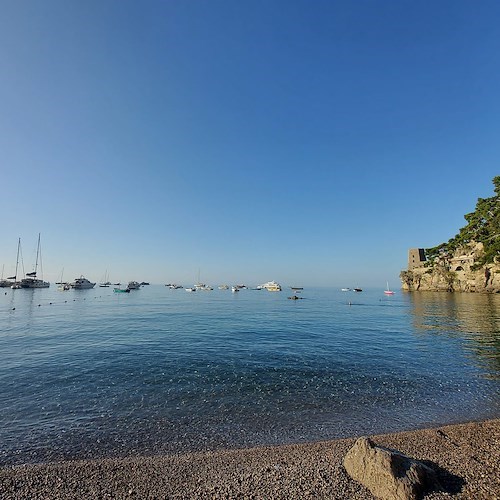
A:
259;280;282;292
354;288;362;292
196;284;213;291
231;286;240;293
114;287;130;293
71;276;96;289
341;288;351;292
127;281;141;290
218;285;229;290
185;287;196;292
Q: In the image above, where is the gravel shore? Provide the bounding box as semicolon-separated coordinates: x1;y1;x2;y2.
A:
1;419;498;499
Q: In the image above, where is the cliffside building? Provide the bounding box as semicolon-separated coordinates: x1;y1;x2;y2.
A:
408;248;426;270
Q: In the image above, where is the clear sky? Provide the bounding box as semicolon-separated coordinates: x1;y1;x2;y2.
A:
1;0;499;288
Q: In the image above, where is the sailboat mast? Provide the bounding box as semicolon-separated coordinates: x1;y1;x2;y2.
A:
14;238;20;280
34;232;41;276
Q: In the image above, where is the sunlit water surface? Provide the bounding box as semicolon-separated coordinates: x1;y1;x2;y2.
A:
0;286;498;465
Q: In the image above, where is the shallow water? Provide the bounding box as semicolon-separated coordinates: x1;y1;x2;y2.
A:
0;286;498;465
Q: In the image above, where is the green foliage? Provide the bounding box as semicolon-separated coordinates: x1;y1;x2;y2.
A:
425;176;500;267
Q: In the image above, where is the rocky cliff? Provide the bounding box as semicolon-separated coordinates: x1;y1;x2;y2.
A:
400;242;500;293
400;176;500;293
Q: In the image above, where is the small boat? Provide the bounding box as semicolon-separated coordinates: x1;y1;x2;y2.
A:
127;281;141;290
167;284;183;289
99;271;111;287
218;284;229;290
140;282;150;285
231;286;239;293
114;287;130;293
341;288;351;292
384;282;395;295
56;269;70;290
354;288;362;292
71;276;96;289
185;287;196;292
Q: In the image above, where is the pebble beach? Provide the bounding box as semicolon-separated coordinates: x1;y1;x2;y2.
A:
1;419;498;499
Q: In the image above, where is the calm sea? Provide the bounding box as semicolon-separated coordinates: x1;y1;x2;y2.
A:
0;285;498;465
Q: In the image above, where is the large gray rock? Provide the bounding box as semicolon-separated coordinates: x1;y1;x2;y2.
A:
343;437;438;500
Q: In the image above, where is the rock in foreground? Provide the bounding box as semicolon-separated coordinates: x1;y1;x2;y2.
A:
343;437;438;500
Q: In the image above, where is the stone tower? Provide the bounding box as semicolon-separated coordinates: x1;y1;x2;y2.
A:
408;248;426;270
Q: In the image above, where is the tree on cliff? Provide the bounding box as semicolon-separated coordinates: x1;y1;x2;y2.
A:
425;176;500;266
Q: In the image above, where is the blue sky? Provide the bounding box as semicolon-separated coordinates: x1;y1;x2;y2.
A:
1;0;499;287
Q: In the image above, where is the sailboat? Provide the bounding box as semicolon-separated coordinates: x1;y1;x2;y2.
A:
99;270;111;287
384;281;395;295
0;264;9;287
8;238;23;289
56;268;70;291
20;233;50;288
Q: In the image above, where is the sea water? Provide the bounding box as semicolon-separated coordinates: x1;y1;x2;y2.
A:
0;286;498;465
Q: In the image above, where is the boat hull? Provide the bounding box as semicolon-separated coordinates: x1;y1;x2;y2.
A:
20;279;50;288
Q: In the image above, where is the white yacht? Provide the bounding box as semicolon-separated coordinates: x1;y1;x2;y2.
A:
71;276;96;289
259;280;282;292
195;283;213;291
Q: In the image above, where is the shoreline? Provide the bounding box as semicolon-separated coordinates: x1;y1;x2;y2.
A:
1;419;498;499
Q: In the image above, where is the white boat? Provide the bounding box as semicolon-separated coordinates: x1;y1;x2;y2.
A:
218;285;229;290
341;288;351;292
127;281;141;290
196;283;213;291
71;276;96;289
231;286;239;293
384;282;395;295
167;284;183;289
259;280;282;292
185;287;196;292
56;268;70;291
20;234;50;288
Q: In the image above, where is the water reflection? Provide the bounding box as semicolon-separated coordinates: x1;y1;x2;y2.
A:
407;291;500;379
